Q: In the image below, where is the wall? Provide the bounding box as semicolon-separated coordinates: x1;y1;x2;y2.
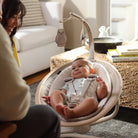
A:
40;0;138;49
96;0;110;32
110;0;138;40
40;0;97;50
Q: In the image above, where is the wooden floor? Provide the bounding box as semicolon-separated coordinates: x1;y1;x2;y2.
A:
24;68;50;85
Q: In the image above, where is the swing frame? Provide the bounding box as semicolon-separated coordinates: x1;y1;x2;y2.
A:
35;12;123;138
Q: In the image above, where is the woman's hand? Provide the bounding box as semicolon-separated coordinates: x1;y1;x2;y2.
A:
0;123;17;138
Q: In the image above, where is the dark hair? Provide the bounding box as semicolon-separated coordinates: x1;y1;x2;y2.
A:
1;0;26;45
73;58;94;74
73;57;92;68
73;57;85;62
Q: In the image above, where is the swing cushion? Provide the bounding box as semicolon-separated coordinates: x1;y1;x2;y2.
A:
49;62;111;121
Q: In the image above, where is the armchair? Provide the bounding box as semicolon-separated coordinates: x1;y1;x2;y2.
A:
14;0;64;77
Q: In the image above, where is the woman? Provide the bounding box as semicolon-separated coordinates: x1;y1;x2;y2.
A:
0;0;60;137
1;0;25;66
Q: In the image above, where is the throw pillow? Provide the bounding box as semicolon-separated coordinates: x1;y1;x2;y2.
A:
21;0;46;26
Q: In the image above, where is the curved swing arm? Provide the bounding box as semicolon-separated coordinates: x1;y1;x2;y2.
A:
62;12;95;61
69;12;92;44
90;100;120;125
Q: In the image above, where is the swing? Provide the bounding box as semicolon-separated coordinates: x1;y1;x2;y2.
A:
35;12;123;138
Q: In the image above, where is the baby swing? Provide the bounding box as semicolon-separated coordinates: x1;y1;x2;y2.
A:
35;12;123;138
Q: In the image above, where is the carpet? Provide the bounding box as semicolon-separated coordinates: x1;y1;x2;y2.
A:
30;81;138;138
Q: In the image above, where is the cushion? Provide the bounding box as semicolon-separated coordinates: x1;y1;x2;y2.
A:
49;62;111;94
49;61;112;121
40;2;62;26
21;0;46;26
14;25;58;52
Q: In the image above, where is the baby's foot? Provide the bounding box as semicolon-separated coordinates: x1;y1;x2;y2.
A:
64;106;75;119
56;104;66;117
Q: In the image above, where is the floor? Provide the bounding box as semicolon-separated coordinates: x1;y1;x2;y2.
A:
24;68;50;85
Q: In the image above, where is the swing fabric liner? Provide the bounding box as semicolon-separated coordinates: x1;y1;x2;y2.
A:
35;12;123;137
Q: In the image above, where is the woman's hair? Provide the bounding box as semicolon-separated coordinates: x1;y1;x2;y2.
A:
1;0;26;45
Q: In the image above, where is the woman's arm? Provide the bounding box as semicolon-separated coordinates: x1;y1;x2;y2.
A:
0;25;30;121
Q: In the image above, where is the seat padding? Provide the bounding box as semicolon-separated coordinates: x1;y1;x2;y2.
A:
14;25;57;52
49;61;112;121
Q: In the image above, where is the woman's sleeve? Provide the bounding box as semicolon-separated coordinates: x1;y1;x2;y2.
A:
0;25;30;121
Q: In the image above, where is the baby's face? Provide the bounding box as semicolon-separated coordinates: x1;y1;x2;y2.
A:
71;59;91;79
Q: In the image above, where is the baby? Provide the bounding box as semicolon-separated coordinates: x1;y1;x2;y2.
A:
43;58;108;119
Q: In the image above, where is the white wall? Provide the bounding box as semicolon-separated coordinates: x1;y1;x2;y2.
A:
110;0;138;40
96;0;110;32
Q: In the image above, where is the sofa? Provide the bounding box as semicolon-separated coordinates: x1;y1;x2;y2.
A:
14;0;64;77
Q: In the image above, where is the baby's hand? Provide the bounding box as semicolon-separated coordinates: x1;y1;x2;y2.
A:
96;77;107;89
96;77;108;99
42;96;51;106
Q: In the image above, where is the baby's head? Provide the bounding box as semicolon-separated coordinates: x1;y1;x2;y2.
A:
71;58;94;79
